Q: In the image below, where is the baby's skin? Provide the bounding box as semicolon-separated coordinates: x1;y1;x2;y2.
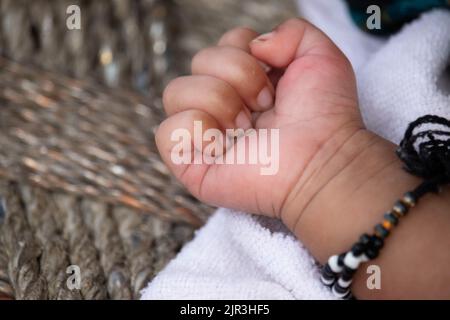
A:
156;19;450;299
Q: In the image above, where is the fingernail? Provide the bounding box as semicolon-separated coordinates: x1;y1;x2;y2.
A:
257;87;273;110
252;31;275;43
235;110;252;129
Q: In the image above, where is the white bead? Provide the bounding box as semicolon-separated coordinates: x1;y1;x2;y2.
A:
343;252;361;270
321;275;335;286
328;255;343;273
338;277;352;288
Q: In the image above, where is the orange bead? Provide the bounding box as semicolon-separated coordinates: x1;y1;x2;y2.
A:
382;220;392;230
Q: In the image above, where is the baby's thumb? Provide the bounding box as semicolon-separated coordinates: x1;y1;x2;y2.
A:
249;18;358;120
249;18;345;69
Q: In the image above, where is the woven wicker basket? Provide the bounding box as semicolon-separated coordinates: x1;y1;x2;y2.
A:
0;0;297;299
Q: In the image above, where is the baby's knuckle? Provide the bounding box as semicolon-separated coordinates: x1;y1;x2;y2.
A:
209;83;230;103
210;85;239;115
230;26;255;34
283;17;305;28
191;47;215;71
162;78;179;104
220;26;256;40
231;61;255;83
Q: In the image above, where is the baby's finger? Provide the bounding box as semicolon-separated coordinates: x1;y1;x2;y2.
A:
163;75;252;130
218;27;259;52
156;110;277;215
191;46;274;112
249;18;357;118
249;18;346;69
218;27;272;74
155;110;226;199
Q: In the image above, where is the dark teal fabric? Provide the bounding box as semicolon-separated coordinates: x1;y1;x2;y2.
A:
344;0;450;35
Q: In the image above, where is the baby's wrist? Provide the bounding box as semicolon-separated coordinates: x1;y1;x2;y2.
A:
280;128;376;232
280;128;420;241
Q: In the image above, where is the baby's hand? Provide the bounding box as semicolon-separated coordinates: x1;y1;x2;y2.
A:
156;19;365;229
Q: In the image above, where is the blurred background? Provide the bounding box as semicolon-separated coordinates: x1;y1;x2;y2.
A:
0;0;297;93
0;0;297;300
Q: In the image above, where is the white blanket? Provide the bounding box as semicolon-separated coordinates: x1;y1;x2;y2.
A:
141;1;450;300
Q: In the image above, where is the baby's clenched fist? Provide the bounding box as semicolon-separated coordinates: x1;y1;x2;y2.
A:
156;18;364;231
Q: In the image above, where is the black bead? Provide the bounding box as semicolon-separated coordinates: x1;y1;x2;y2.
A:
359;233;371;245
322;264;335;278
370;235;384;250
341;266;356;281
375;224;389;239
402;192;417;207
343;291;353;299
337;253;346;267
333;282;348;294
365;246;379;259
393;200;408;216
351;243;365;256
384;212;398;226
322;273;336;282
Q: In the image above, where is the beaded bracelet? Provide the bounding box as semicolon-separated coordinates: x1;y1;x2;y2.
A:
320;115;450;299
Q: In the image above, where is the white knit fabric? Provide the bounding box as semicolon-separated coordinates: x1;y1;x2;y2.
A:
296;0;385;72
141;3;450;300
142;209;334;299
358;10;450;142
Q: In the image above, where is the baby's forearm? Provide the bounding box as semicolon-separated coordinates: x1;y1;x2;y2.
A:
282;129;450;299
